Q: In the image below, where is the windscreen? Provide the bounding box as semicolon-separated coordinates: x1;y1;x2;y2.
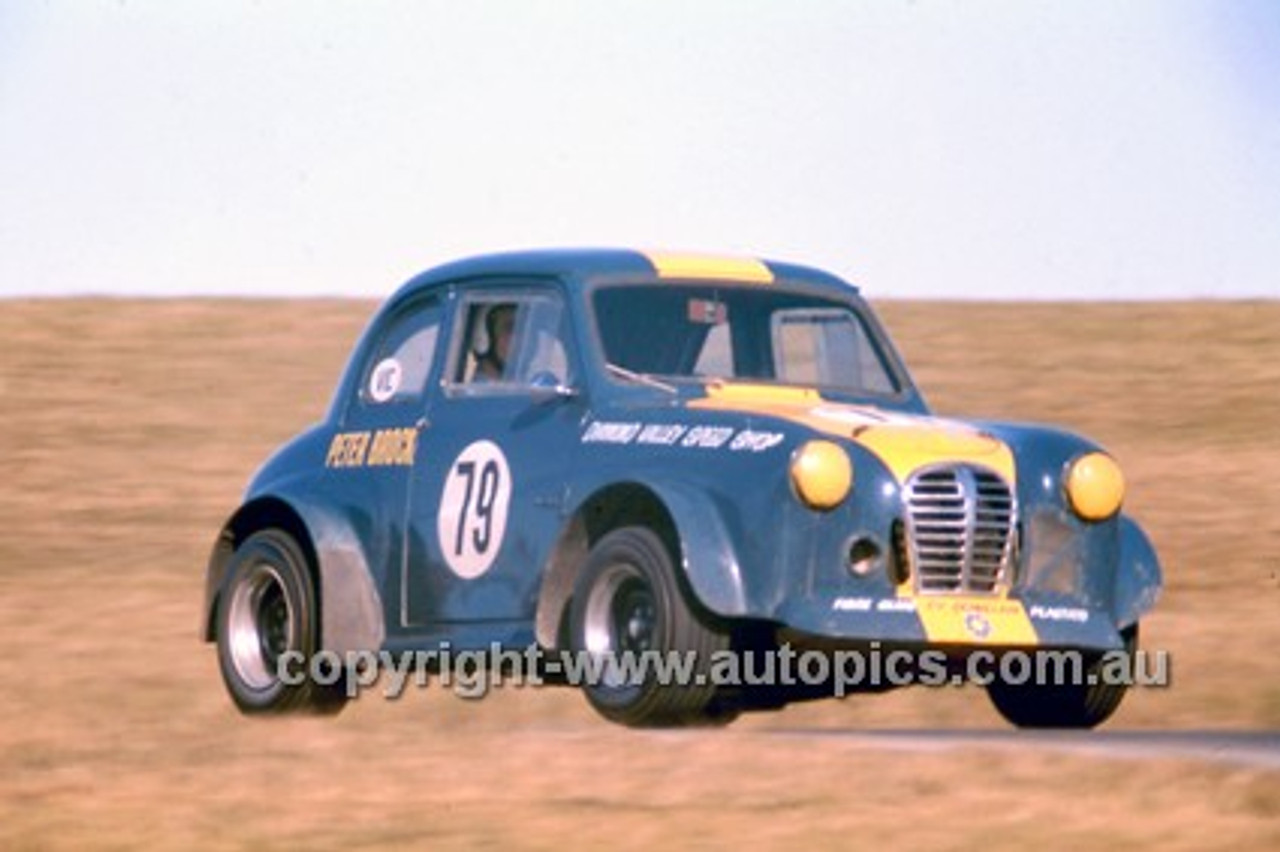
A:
593;285;902;397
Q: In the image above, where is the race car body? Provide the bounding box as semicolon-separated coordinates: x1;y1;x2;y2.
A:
203;249;1161;727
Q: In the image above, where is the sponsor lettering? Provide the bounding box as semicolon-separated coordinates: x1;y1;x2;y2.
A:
729;430;786;453
681;425;735;449
366;427;418;467
326;428;417;469
581;421;787;454
637;424;688;445
1028;605;1090;624
876;598;917;613
326;431;372;468
832;597;873;612
582;421;642;444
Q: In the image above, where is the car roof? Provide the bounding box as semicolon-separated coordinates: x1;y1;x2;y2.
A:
388;248;860;302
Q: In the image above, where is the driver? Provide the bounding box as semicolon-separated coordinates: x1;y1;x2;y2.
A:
473;303;516;382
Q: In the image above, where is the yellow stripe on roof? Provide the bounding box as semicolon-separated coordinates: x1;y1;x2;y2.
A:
643;251;774;284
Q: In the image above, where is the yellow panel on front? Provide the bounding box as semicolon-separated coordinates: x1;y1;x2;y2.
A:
691;385;1017;487
703;382;820;405
916;596;1039;646
644;251;774;283
854;423;1017;486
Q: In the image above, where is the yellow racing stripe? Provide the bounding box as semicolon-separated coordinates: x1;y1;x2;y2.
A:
698;382;818;405
691;383;1016;485
849;421;1014;484
643;251;774;284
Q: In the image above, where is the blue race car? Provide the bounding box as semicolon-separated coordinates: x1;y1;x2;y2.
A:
203;249;1161;728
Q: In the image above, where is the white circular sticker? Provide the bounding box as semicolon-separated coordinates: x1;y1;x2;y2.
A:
369;358;403;403
436;440;512;579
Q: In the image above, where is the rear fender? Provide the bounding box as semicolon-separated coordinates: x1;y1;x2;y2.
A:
203;497;386;655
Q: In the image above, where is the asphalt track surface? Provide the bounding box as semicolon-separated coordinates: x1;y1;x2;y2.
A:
762;729;1280;769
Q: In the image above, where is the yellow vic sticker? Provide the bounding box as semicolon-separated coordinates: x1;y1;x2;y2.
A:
915;597;1039;646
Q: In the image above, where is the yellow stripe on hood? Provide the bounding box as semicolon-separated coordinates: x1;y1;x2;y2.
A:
691;383;1016;485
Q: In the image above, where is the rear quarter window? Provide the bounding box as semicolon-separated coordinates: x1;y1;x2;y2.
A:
360;298;443;405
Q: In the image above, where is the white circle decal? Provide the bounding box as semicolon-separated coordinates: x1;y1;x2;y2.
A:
369;358;403;403
437;440;512;579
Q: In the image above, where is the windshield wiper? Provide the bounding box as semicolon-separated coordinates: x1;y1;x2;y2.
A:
605;363;677;394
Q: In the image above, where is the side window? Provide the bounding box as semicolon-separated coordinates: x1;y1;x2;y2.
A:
453;292;572;388
361;298;443;406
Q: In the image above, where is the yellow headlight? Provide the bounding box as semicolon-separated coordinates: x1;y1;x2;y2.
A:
790;440;853;511
1065;452;1125;521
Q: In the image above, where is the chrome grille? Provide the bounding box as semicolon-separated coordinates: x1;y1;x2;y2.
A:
903;466;1016;594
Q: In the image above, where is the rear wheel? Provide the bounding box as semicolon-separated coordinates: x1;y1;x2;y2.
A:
570;527;734;727
986;625;1138;729
216;529;346;715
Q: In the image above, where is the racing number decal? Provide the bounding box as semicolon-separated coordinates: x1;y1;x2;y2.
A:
436;440;512;579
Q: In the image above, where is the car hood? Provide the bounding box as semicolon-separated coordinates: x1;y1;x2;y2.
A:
687;382;1016;484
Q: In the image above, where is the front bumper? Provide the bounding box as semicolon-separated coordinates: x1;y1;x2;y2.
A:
773;592;1127;652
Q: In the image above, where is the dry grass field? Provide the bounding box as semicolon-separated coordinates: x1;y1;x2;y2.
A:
0;298;1277;850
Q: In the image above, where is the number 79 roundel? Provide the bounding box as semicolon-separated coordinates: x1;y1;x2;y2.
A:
436;440;513;579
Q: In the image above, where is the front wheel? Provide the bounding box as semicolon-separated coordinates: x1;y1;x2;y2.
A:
216;529;346;715
569;527;733;727
986;625;1138;729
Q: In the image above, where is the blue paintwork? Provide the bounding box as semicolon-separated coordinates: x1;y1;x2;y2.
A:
203;249;1162;659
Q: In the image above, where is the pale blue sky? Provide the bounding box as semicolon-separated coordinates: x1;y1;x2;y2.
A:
1;1;1277;299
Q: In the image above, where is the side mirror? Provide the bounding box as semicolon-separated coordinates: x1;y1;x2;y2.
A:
528;371;578;403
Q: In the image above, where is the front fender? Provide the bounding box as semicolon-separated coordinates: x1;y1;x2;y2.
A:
534;474;754;649
1114;514;1162;629
649;480;749;617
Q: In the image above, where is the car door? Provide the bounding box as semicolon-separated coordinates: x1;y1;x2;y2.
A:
328;293;445;606
402;282;585;628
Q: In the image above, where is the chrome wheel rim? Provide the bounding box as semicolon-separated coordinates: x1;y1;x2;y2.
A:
226;562;294;691
582;562;656;688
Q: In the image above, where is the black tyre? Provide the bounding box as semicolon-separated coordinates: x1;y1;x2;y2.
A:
216;529;347;715
986;625;1138;729
569;527;733;727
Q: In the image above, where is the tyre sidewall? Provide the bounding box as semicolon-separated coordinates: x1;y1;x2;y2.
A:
574;530;672;713
569;527;724;725
986;625;1137;729
216;529;326;714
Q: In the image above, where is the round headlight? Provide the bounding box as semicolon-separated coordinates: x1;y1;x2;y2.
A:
1064;452;1125;521
790;440;853;511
